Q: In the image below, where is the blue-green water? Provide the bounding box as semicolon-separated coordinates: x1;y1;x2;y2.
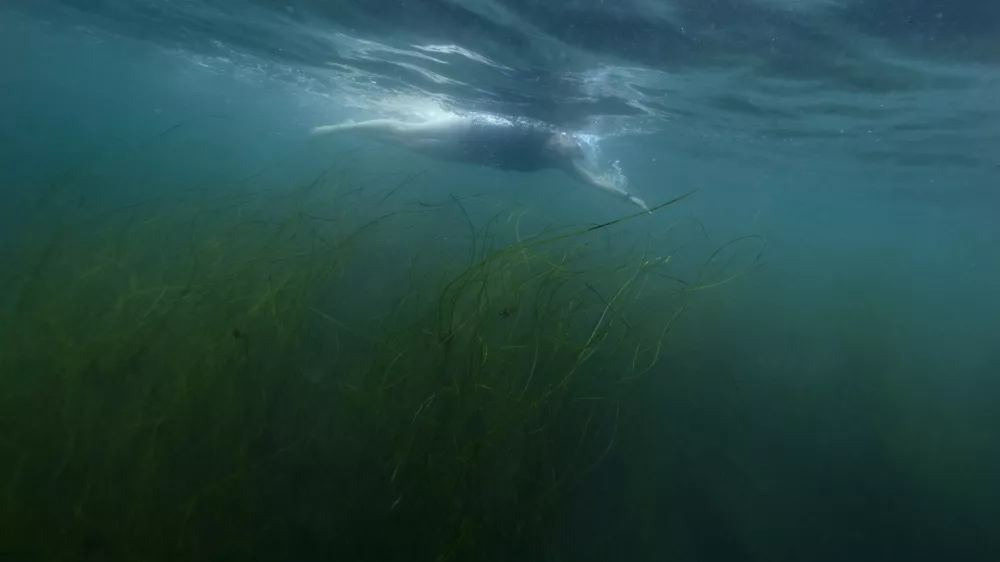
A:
1;1;998;560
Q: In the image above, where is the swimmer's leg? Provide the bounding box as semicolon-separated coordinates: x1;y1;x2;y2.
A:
311;117;469;142
311;119;399;138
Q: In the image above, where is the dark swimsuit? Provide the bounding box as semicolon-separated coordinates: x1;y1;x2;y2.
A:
457;120;559;172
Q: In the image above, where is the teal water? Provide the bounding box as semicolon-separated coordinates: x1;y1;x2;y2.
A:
2;2;999;561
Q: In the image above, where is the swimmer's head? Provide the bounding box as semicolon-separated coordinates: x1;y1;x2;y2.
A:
545;132;585;160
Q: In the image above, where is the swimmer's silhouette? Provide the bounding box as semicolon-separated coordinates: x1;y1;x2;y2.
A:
312;115;648;210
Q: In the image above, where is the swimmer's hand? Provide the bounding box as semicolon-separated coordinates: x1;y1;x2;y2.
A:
628;195;650;212
612;180;648;212
562;161;649;212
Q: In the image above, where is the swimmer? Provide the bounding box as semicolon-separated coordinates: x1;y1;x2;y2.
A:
311;115;649;211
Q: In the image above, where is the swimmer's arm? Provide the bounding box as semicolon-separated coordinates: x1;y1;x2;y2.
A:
561;161;649;210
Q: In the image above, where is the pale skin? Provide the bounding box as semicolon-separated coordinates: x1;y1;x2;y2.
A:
311;117;649;211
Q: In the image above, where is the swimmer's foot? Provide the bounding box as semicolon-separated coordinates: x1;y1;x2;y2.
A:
310;120;356;138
